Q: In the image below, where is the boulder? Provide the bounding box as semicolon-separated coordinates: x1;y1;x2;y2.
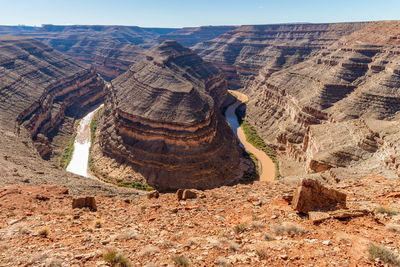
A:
292;179;346;213
147;190;160;199
177;189;198;201
176;189;184;201
182;190;197;200
72;196;97;211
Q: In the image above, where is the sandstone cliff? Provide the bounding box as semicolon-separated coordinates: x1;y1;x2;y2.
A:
0;37;105;159
193;23;369;88
246;21;400;179
0;37;138;196
96;40;247;191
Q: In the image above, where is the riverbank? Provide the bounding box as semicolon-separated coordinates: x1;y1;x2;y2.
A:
65;105;103;177
225;91;276;182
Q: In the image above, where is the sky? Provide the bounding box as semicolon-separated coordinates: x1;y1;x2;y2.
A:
0;0;399;28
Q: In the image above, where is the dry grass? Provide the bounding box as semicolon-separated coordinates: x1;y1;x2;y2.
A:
234;223;247;234
103;250;131;267
273;222;306;235
37;227;50;238
255;247;269;260
386;224;400;234
264;233;276;241
171;255;190;267
368;244;400;266
375;206;399;216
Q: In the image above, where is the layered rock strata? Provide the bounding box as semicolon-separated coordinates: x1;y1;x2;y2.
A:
97;40;245;191
193;23;370;88
157;26;236;47
246;21;400;178
0;37;106;159
0;25;177;80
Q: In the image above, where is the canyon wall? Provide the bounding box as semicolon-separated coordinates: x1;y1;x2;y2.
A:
246;21;400;178
0;37;137;195
0;37;106;159
157;26;236;47
193;23;370;89
96;41;247;191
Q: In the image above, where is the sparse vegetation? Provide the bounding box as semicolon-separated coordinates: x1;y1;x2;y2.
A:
228;241;240;251
60;132;76;169
103;250;131;267
255;247;269;260
375;206;399;216
37;227;50;238
172;255;190;267
251;221;264;229
235;104;280;179
234;223;247;234
386;224;400;234
94;218;104;229
368;244;400;266
117;181;154;191
264;233;276;241
273;222;306;235
215;257;230;266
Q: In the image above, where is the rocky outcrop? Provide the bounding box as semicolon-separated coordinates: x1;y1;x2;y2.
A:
96;40;246;191
292;179;347;213
246;21;400;178
193;23;369;88
0;37;106;159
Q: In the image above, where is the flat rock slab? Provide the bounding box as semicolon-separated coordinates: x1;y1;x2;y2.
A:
309;209;369;223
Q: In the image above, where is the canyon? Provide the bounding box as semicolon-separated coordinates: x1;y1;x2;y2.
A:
93;40;250;191
1;20;400;266
246;21;400;181
0;37;137;196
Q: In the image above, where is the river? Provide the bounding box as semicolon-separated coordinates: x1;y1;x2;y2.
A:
225;91;276;182
66;105;102;177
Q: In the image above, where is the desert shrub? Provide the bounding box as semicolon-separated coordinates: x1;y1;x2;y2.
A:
60;133;76;169
368;244;400;266
375;206;399;216
117;181;154;191
273;222;306;235
228;241;240;251
37;227;50;238
386;224;400;234
264;233;276;241
94;218;104;229
234;223;247;234
215;257;230;266
171;255;190;267
103;250;131;267
255;247;268;260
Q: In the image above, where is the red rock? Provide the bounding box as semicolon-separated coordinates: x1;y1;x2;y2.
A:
177;189;184;201
147;190;160;199
182;190;197;200
292;179;346;213
72;196;97;211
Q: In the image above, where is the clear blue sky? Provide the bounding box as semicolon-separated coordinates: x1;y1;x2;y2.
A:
0;0;399;27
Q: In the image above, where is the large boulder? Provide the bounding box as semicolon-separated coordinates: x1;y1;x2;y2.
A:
72;196;97;211
292;179;346;213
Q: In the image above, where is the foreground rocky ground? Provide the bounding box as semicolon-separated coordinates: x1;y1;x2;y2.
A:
0;175;399;266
